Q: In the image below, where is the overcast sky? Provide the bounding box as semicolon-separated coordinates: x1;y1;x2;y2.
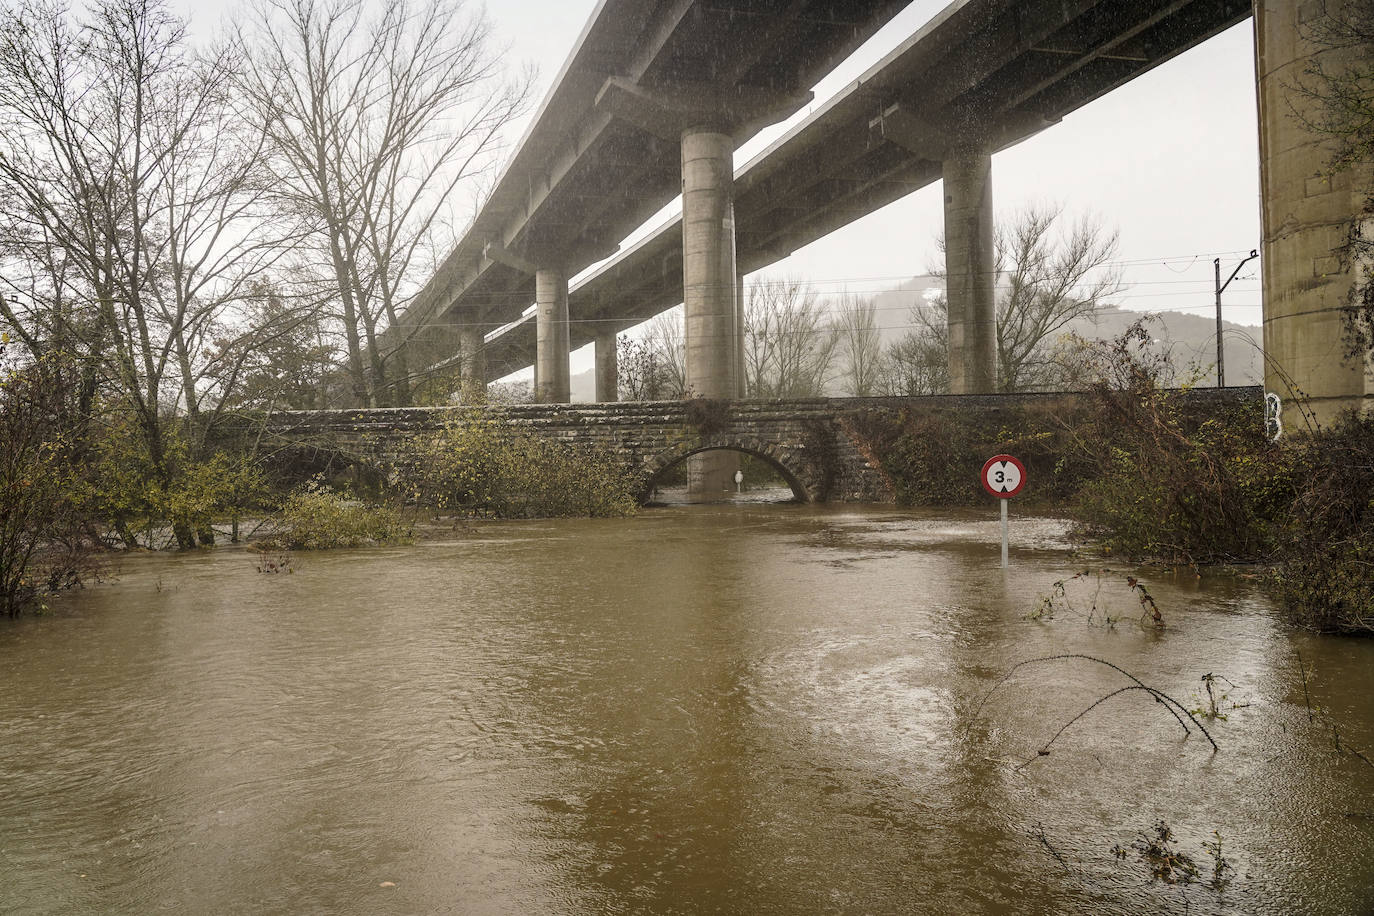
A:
180;0;1264;357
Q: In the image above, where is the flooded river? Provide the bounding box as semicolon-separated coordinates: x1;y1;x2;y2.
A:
2;505;1373;914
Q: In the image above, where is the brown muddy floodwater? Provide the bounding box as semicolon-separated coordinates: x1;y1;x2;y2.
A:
2;505;1374;915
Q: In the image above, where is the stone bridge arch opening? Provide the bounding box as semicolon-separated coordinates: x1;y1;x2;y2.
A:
638;438;813;504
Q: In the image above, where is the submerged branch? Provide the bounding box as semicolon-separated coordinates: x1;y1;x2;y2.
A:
969;653;1219;757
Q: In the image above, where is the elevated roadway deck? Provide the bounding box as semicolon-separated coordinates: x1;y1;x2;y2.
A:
474;0;1253;381
391;0;914;380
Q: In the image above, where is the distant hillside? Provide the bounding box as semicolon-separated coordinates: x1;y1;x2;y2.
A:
862;274;1262;390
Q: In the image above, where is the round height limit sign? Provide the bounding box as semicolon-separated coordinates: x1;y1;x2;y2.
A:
981;455;1025;498
981;454;1026;568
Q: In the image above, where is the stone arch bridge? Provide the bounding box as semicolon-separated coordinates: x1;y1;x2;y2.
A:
260;390;1260;504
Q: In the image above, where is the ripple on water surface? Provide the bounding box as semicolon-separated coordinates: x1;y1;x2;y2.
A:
2;505;1373;915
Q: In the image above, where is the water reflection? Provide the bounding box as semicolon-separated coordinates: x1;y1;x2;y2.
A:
2;506;1373;914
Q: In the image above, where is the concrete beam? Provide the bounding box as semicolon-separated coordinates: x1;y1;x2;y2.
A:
623;0;696;83
595;76;813;144
483;241;538;276
869;103;951;159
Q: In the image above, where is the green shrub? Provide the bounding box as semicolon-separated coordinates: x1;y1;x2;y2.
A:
1072;395;1291;565
1038;323;1291;565
402;415;639;519
1272;413;1374;634
259;485;410;550
85;416;267;548
1;358;90;615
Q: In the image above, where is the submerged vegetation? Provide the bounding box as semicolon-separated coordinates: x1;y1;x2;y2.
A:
0;356;92;617
401;415;640;519
257;484;411;551
844;320;1374;635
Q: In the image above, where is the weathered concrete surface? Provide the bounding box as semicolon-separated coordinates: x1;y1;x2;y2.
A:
595;332;618;402
259;389;1263;504
1255;0;1374;424
535;268;570;403
390;0;908;388
459;320;486;403
943;146;997;394
681;129;741;498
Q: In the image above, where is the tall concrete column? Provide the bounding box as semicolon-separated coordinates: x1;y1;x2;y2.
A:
535;268;570;404
682;129;740;398
943;146;998;394
595;331;618;402
682;127;740;499
1256;1;1374;424
737;272;747;397
459;318;486;404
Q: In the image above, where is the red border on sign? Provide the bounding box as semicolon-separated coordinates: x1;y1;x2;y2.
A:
981;454;1026;498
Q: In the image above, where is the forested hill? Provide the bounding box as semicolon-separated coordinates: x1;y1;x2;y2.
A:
868;274;1264;388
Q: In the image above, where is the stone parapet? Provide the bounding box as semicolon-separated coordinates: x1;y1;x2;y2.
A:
251;389;1263;504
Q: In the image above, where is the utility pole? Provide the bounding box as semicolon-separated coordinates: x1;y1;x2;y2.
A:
1214;249;1259;387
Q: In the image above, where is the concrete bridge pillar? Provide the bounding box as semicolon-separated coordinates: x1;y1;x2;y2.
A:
459;317;486;404
737;272;747;397
681;127;741;498
595;331;618;402
943;145;998;394
535;268;571;404
1255;0;1374;424
682;128;741;398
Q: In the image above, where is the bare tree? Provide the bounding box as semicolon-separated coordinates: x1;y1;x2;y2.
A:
0;0;289;546
1294;0;1374;177
233;0;528;407
923;206;1121;392
879;294;949;395
228;284;341;410
993;205;1122;391
833;293;882;396
641;308;687;398
486;379;532;405
744;277;837;398
616;335;671;401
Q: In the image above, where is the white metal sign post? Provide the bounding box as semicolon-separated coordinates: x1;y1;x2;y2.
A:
981;454;1026;568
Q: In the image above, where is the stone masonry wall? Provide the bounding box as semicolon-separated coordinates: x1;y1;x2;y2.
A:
257;389;1263;504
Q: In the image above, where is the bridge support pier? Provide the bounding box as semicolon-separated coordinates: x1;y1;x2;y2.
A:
595;331;618;402
459;317;486;404
943;145;998;394
535;268;571;404
737;272;747;397
681;128;741;499
1256;1;1374;424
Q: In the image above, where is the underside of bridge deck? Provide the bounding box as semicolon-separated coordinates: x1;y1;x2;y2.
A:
404;0;1368;429
470;0;1256;394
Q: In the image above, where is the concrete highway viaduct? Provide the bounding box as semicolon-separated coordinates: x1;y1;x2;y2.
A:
381;0;1371;496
